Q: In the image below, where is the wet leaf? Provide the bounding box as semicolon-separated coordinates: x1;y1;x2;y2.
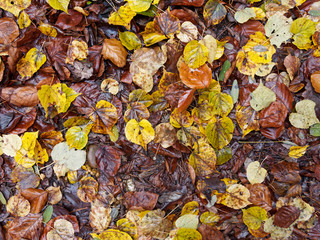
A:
274;205;300;228
290;17;316;50
21;188;48;214
288;145;308;158
175;214;199;229
108;5;136;30
225;184;251;209
310;123;320;136
183;40;209;69
47;219;75;239
65;40;88;64
46;186;62;205
246;161;267;184
203;0;227;26
0;18;19;45
89;199;111;232
43;205;53;223
77;176;98;202
181;201;199;215
51;142;86;170
18;11;31;29
189;138;216;176
92;229;132;240
38;23;57;37
235;8;256;24
250;81;276;111
179;61;212;89
123;191;158;210
173;228;202;240
154;123;177;148
125;119;155;150
242;206;268;230
200;212;220;226
170;108;193;128
47;0;70;13
205;117;234;150
209;92;233;117
141;21;167;46
7;194;30;217
126;0;152;12
102;38;128;68
289;99;320;129
0;0;31;17
119;31;141;51
199;35;217;65
154;9;181;38
284;54;300;80
132;70;153;93
176;21;198;43
65;124;92;150
17;48;47;79
218;60;231;82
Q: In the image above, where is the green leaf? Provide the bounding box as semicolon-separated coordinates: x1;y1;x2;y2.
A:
310;123;320;137
0;191;6;205
218;60;231;81
43;205;53;223
216;147;232;165
230;80;239;104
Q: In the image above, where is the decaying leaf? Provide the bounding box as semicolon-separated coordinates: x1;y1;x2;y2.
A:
289;99;320;129
154;123;177;148
51;142;86;170
246;161;267;184
242;206;268;230
203;0;227;26
175;214;199;229
47;219;75;240
6;194;31;217
102;38;128;67
89;199;112;232
225;184;251;209
65;40;88;65
235;8;256;24
0;0;31;17
183;40;209;69
176;21;198;43
17;48;46;79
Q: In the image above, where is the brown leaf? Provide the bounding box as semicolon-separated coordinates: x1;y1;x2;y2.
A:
0;17;19;45
177;89;195;112
271;161;301;184
259;101;288;128
171;0;205;7
123;191;159;210
77;176;98;203
89;199;111;232
247;183;272;211
55;10;83;30
311;71;320;93
11;165;40;190
198;224;224;240
234;20;265;37
179;61;212;89
5;213;43;240
260;125;285;140
21;188;48;214
274;206;300;228
284;54;300;80
95;145;122;177
0;86;39;107
164;82;190;108
102;38;128;67
46;186;62;205
154;123;177;148
154;9;180;37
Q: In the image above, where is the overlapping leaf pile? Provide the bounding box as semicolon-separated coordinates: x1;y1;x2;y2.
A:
0;0;320;239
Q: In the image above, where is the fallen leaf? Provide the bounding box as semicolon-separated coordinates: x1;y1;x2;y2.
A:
0;0;31;17
51;142;86;170
246;161;267;184
289;145;308;158
154;123;177;148
209;92;233;117
236;105;260;137
91;229;132;240
311;71;320;93
203;0;227;26
199;35;217;65
264;216;294;239
250;81;276;111
0;86;39;107
21;188;48;214
132;70;153;93
176;21;198;43
38;23;57;37
102;38;128;68
65;40;88;65
77;176;98;202
126;0;152;12
178;61;212;89
119;31;141;51
265;12;293;48
290;17;316;50
289;99;320;129
18;11;31;29
273;205;300;228
235;8;256;24
47;219;75;240
123;191;158;210
225;184;251;209
175;214;199;229
181;201;199;215
1;134;22;157
17;48;47;79
242;206;268;230
284;54;300;80
170;108;193;128
108;5;136;30
46;186;62;205
65;124;92;150
205;117;234;150
6;194;30;217
154;8;180;38
46;0;70;13
125;119;155;150
199;211;220;226
183;40;209;69
89;198;111;232
248;184;272;212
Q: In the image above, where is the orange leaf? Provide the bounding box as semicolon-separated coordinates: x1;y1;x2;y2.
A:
178;62;212;89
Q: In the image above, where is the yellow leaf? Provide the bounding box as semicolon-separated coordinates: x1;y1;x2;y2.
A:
38;23;57;37
173;228;202;240
125;119;155;150
18;11;31;29
225;184;251;209
0;0;31;17
170;109;193;128
246;161;267;184
214;39;226;60
67;170;77;184
236;104;259;137
199;35;217;65
184;40;209;69
46;0;70;13
21;131;38;155
89;100;118;134
119;31;141;51
92;229;133;240
141;21;167;46
288;145;308;158
205;117;234;150
250;81;276;111
209;92;233;117
290;18;316;50
236;50;261;77
189;138;216;176
126;0;152;12
181;201;199;215
108;5;136;30
200;211;220;226
34;141;49;165
242;206;268;230
132;71;153;93
243;32;276;64
109;125;119;143
66;124;92;150
17;48;46;78
38;83;79;118
117;218;138;239
175;214;199;229
65;40;88;64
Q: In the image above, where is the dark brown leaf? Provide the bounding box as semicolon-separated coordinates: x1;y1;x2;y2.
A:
271;161;301;184
95;145;122;177
154;9;180;37
123;191;159;210
274;206;300;228
247;183;272;212
0;86;39;107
